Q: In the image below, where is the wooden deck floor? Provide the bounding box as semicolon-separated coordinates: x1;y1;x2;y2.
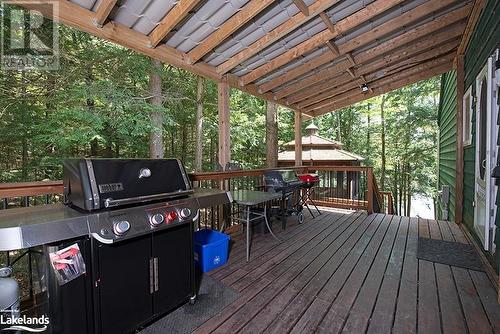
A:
193;210;500;334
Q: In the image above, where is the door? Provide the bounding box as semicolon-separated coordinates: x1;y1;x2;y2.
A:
474;55;497;251
152;223;194;315
96;237;153;334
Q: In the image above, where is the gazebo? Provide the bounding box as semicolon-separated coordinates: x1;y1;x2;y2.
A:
277;123;364;167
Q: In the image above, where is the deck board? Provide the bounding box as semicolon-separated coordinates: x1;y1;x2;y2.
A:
193;211;500;334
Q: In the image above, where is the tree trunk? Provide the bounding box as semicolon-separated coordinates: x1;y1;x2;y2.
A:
149;58;164;159
380;95;386;190
194;76;205;171
181;124;187;163
266;101;278;168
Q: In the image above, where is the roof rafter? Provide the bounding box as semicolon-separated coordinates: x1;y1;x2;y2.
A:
188;0;276;64
310;62;453;117
287;33;462;105
319;12;340;35
245;0;459;87
303;53;455;113
216;0;342;75
271;4;471;99
149;0;202;48
240;0;409;86
292;0;310;16
93;0;118;27
290;30;464;104
457;0;485;55
295;40;459;108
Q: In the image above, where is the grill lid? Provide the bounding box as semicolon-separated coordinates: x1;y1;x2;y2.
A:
64;159;192;211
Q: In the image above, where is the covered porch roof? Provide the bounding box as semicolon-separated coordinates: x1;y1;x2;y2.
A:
13;0;478;117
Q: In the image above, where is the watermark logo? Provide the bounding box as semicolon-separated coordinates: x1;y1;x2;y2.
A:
1;1;59;70
1;313;49;332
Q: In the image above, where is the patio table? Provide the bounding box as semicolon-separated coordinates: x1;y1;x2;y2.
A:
231;190;281;261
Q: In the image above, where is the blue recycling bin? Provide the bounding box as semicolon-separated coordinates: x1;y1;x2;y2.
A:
194;229;230;272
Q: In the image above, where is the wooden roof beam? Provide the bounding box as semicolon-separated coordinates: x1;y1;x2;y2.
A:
241;0;459;86
345;53;356;66
93;0;118;27
303;53;455;113
306;51;456;111
457;0;485;55
326;40;340;56
271;4;471;98
292;0;310;16
149;0;202;48
305;56;454;112
216;0;342;75
319;12;340;35
346;68;356;78
309;62;453;117
293;37;460;107
188;0;275;63
260;0;470;95
241;0;410;86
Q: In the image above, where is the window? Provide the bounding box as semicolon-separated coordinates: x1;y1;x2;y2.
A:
463;86;473;146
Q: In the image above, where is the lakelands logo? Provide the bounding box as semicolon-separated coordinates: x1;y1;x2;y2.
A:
1;1;59;70
0;314;49;332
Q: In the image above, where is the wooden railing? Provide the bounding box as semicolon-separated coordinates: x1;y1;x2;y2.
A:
0;166;394;220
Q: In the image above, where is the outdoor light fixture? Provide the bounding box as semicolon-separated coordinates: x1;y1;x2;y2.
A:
361;84;369;93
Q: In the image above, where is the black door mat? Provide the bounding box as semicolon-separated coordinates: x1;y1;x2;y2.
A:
139;274;240;334
417;237;484;272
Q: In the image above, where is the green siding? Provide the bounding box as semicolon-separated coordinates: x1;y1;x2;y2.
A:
437;0;500;270
437;71;457;222
463;0;500;271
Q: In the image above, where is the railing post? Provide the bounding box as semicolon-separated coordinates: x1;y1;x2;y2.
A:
388;193;394;215
367;168;374;214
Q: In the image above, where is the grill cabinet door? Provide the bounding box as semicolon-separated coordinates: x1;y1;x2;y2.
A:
152;223;194;315
96;236;153;334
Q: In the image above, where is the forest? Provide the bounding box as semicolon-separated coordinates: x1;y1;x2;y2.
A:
0;25;440;216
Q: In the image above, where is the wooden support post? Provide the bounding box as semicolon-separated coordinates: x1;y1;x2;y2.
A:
266;101;278;168
455;54;465;224
367;167;374;214
218;78;231;170
294;111;302;166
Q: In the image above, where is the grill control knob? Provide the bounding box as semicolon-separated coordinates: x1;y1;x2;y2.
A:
180;208;191;219
113;221;130;236
166;211;177;223
150;213;164;226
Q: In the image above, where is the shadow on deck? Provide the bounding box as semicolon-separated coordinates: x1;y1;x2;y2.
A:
193;210;500;334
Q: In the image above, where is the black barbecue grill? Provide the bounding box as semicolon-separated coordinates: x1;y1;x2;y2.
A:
0;158;232;334
263;170;304;228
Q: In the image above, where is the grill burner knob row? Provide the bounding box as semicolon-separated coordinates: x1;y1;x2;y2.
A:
113;221;131;236
180;208;191;219
151;213;165;226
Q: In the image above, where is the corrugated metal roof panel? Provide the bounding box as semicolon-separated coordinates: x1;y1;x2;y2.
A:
71;0;98;10
166;0;249;52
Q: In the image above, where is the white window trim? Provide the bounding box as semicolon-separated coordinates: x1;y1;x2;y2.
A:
463;85;473;146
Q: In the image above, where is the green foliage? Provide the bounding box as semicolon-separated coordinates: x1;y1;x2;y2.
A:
312;77;440;214
0;22;442;216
